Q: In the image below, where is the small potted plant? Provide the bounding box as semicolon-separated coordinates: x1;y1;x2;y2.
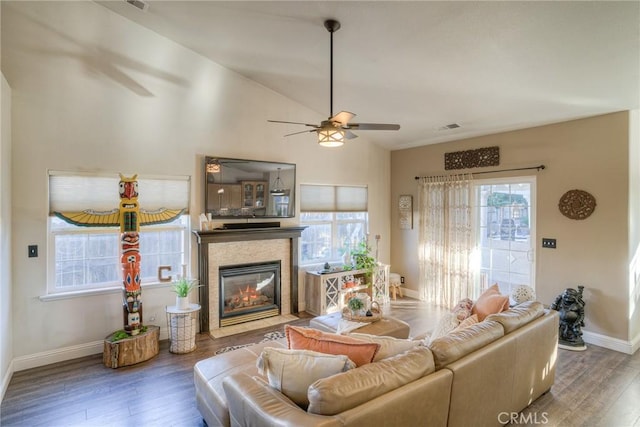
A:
171;277;199;310
347;296;365;317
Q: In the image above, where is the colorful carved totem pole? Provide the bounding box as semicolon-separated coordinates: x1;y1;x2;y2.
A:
119;175;143;335
54;174;184;336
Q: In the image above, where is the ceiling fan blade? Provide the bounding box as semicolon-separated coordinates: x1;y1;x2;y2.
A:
348;123;401;131
284;129;317;137
268;119;317;127
330;111;355;125
344;130;358;140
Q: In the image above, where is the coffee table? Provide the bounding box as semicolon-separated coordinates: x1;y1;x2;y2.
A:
309;311;410;339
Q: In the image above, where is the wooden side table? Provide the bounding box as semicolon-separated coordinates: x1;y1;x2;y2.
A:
103;325;160;368
166;304;201;354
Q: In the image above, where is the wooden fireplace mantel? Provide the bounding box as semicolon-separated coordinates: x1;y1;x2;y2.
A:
192;227;305;332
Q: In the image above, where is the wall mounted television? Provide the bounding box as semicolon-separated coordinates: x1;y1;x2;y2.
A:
205;156;296;219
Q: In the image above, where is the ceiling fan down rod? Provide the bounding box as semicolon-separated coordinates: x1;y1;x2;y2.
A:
324;19;340;119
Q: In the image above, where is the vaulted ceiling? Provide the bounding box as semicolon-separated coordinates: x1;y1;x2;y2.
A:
99;1;640;150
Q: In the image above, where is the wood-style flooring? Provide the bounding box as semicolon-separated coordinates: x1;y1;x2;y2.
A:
2;299;640;427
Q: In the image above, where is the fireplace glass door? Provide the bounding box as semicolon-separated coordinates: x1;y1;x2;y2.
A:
219;261;280;326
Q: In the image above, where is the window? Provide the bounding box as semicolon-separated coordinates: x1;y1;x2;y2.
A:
299;185;368;265
47;172;190;294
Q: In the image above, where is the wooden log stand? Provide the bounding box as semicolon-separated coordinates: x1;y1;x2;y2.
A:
103;325;160;369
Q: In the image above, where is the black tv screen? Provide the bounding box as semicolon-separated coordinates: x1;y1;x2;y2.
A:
204;156;295;219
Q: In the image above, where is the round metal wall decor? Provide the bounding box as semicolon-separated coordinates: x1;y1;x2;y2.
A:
558;189;596;220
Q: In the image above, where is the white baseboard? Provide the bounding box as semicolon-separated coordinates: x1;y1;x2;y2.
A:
582;330;635;354
1;359;14;402
401;288;419;300
12;328;170;373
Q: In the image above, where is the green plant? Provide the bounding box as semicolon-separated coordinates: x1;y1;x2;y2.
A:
171;278;200;297
110;325;148;342
111;330;129;342
347;297;364;312
350;240;377;274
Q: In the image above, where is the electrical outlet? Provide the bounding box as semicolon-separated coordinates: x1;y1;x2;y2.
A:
28;245;38;257
400;276;405;284
542;238;557;249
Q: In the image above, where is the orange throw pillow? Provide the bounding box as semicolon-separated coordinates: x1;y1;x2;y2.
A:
285;325;380;367
472;284;509;321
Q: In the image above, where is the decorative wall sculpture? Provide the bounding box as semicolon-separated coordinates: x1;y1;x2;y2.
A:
444;146;500;170
558;189;596;220
54;174;184;335
398;195;413;229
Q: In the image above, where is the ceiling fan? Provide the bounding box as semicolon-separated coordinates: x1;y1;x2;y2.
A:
268;19;400;147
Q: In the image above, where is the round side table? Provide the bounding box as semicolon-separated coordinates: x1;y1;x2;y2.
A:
166;304;201;354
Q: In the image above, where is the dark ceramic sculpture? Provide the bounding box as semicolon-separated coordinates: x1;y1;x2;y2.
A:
550;285;586;351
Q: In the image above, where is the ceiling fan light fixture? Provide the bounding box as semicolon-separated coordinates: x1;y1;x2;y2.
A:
318;128;345;147
206;160;221;173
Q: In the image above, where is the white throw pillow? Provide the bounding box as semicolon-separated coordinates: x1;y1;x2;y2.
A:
510;285;536;305
256;347;356;409
349;333;421;361
426;311;460;345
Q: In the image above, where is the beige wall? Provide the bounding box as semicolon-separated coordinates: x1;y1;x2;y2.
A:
391;112;630;343
1;2;390;367
629;110;640;341
1;72;13;398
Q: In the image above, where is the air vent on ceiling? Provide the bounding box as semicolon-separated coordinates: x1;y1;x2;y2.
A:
125;0;149;12
439;123;461;131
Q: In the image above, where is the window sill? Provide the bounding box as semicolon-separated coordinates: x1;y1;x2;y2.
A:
39;282;173;302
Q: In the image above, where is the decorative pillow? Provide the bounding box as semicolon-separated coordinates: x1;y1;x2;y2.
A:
455;313;479;330
510;285;536;306
472;284;510;321
451;298;474;321
285;325;380;367
349;332;421;361
426;311;460;346
256;347;356;409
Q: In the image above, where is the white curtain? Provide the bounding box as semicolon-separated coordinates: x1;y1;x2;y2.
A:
418;174;475;307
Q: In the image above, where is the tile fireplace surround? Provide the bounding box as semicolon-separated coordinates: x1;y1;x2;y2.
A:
192;226;304;337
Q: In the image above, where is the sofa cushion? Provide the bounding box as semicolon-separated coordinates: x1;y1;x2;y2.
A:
472;284;510;321
349;332;422;361
485;300;544;334
428;320;504;369
454;313;479;330
193;338;287;427
426;311;460;345
285;325;380;366
256;347;356;409
307;346;435;415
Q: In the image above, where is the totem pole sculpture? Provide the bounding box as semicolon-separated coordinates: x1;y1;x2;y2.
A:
54;174;184;336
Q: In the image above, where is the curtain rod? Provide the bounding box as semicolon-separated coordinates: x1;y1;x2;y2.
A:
414;164;546;180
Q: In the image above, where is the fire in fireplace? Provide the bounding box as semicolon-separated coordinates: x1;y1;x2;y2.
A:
219;261;281;327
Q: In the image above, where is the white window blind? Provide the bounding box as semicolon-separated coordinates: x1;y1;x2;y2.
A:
49;171;190;214
300;184;367;212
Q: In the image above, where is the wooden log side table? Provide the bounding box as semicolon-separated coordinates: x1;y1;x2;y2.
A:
166;304;201;354
103;325;160;368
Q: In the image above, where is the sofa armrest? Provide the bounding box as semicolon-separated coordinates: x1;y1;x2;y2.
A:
222;373;341;427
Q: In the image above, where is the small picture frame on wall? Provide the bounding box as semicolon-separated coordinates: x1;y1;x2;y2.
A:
399;195;413;229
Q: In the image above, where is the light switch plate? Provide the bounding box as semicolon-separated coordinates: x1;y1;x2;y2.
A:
542;238;557;249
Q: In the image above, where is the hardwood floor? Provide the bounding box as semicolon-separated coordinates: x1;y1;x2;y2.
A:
2;299;640;427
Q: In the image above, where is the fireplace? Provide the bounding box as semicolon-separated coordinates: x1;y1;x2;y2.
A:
219;261;281;327
193;226;305;334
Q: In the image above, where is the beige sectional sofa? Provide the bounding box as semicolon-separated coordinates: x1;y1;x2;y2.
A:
194;301;559;427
